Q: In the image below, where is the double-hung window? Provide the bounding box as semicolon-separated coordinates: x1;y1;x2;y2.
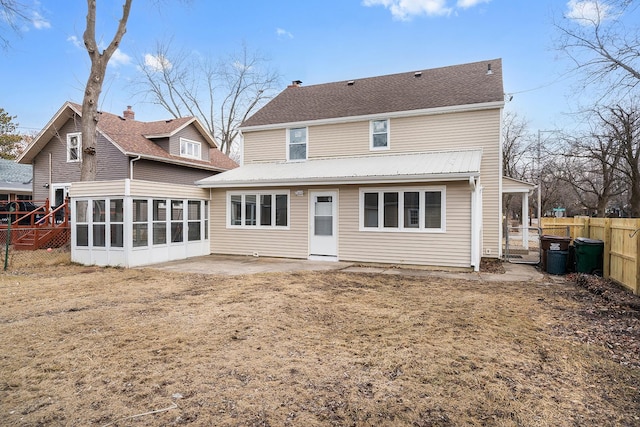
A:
228;192;289;228
360;187;445;232
180;138;201;160
67;132;81;162
287;127;307;161
370;119;389;150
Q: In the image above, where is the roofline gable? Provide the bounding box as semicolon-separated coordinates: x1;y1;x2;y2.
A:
17;101;80;164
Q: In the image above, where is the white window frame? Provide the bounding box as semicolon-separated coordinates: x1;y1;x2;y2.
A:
226;191;290;229
287;127;308;162
358;186;446;232
370;119;390;151
67;132;81;162
180;138;202;160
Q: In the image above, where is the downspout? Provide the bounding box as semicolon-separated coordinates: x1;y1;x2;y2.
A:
48;153;52;201
129;155;141;180
469;176;480;272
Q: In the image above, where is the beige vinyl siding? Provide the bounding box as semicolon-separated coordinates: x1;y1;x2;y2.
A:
338;182;472;267
308;121;368;158
243;129;285;163
210;187;308;258
70;179;209;199
241;109;501;257
391;110;501;258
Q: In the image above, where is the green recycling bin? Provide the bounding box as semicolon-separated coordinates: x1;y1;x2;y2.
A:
573;237;604;275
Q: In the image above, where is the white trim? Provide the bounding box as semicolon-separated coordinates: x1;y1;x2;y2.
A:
240;101;505;132
370;119;390;151
66;132;82;162
358;186;446;233
179;137;202;160
286;127;308;162
309;190;339;258
226;190;291;230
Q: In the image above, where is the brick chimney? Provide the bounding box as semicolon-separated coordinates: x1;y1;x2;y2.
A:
123;105;135;120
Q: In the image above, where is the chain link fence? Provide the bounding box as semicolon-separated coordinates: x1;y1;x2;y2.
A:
0;228;71;271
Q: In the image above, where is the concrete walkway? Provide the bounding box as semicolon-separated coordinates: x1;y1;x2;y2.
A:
147;254;552;283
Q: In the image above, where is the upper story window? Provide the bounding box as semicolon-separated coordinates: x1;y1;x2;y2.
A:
287;127;307;161
180;138;202;160
370;119;389;150
67;132;81;162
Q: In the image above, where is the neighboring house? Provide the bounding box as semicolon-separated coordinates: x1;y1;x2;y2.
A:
196;59;506;270
0;159;32;201
17;102;237;207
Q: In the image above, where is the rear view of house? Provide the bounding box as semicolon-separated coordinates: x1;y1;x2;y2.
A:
197;59;505;270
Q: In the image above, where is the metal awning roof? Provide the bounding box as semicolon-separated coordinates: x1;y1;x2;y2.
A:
196;149;483;188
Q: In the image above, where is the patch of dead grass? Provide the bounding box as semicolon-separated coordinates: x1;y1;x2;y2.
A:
0;262;638;426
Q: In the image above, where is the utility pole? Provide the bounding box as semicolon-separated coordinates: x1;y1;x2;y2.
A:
537;129;560;224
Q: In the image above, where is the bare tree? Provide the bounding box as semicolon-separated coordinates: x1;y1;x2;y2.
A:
0;0;31;49
554;0;640;99
556;118;624;216
80;0;132;181
597;100;640;216
135;41;280;157
502;112;536;223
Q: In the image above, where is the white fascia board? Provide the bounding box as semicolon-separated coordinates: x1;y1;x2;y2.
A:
196;172;479;188
240;101;505;132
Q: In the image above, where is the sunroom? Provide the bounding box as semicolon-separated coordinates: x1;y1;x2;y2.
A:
70;179;210;267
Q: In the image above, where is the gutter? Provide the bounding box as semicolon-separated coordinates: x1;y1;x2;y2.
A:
196;172;480;188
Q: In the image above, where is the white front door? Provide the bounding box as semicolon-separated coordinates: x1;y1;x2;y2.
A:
309;191;337;258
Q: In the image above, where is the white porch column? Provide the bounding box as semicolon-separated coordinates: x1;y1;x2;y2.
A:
522;192;529;250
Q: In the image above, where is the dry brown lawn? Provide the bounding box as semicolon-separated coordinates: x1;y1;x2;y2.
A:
1;255;639;426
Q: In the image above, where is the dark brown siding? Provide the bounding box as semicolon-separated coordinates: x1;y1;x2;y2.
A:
132;159;218;185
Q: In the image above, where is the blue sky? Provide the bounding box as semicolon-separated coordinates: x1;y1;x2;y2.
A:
0;0;613;135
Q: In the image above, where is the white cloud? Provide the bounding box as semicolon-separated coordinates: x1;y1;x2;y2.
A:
31;11;51;30
67;35;82;48
363;0;490;20
144;53;172;72
276;28;294;39
110;48;131;67
363;0;451;20
566;0;609;25
456;0;490;9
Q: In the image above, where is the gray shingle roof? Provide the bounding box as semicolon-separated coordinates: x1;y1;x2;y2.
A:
0;159;32;184
242;59;503;128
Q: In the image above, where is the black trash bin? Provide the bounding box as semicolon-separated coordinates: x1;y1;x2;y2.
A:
540;235;572;272
574;237;604;275
547;250;569;275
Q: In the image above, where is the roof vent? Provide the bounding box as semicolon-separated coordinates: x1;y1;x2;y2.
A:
288;80;302;88
347;80;355;86
414;71;422;78
486;63;493;75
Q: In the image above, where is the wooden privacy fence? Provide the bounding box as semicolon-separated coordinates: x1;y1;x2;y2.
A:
541;217;640;295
